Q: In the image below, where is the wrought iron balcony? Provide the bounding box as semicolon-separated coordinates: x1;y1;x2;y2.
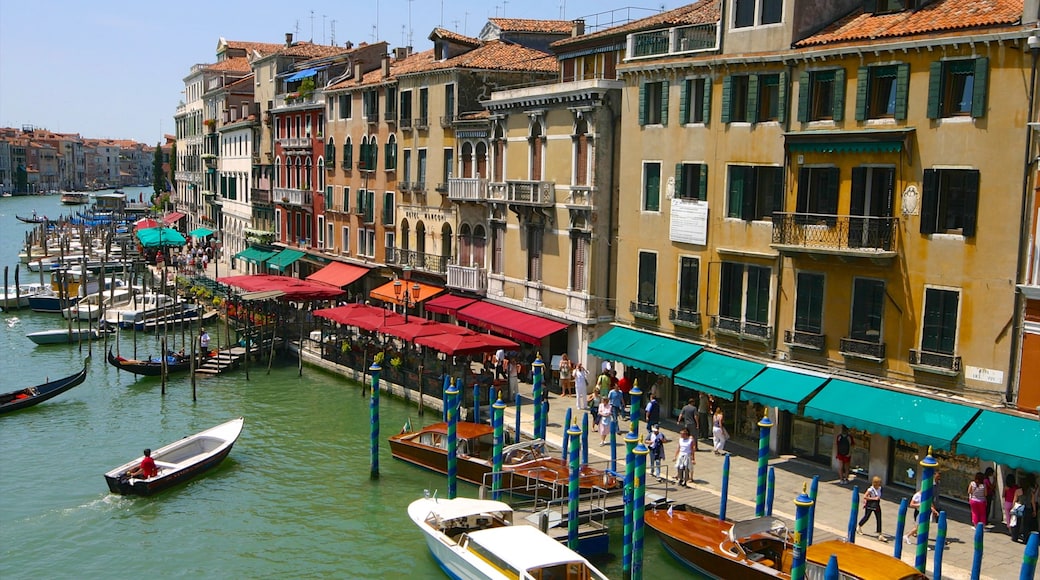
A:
447;178;488;202
772;213;898;259
251;188;272;205
840;337;886;360
669;307;700;329
447;264;487;294
487;180;555;207
630;301;659;320
274;188;313;206
414;117;429;130
628;22;719;60
399;117;413;130
386;248;448;274
384;110;398;123
909;349;962;376
712;316;773;342
440;115;456;128
784;329;825;351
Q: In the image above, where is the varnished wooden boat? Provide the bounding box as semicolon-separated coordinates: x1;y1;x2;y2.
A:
103;417;244;496
389;422;619;496
645;504;927;579
0;362;88;414
107;348;196;376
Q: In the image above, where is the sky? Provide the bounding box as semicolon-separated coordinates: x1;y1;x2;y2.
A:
0;1;677;146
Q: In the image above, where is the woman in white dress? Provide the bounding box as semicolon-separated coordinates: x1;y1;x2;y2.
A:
598;398;613;445
675;428;695;487
712;408;728;455
573;363;590;410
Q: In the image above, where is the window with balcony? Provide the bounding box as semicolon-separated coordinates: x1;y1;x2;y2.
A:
733;0;782;27
529;122;543;181
363;90;379;121
727;165;782;220
443;147;453;183
338;95;351;119
527;224;543;282
719;262;770;329
856;63;909;121
383;191;395;225
675;163;707;201
633;251;658;318
385;135;397;171
385;87;397;122
673;256;699;325
643;162;661;212
927;58;988;119
921;287;959;356
571;233;588;292
342;226;350;254
849;166;895;248
417;149;428;184
325;138;336;167
403;149;412;184
797;69;846;122
639;80;668;126
796;167;840;223
850;278;884;342
418;87;429;127
794;272;824;334
400;90;413;126
920;168;979;236
681;77;711;125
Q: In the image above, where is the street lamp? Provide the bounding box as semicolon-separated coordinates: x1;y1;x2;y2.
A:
392;276;422;323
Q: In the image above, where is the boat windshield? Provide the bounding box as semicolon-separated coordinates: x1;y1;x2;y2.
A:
728;517;788;543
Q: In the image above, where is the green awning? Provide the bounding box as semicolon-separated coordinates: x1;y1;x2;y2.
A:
587;326;701;376
135;226;186;248
954;411;1040;472
674;351;765;400
266;249;306;271
234;247;278;265
786;141;903;153
739;367;829;414
803;380;980;451
189;227;215;238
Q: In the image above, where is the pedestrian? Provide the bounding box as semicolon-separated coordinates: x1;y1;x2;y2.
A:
597;397;613;446
1014;476;1038;544
588;386;603;428
674;428;695;487
617;370;632;413
596;369;612;408
858;476;885;541
969;471;988;527
646;425;667;480
573;363;590;410
558;353;573;396
904;485;939;544
697;392;710;441
645;393;661;428
608;382;624;424
712;408;728;455
507;358;519;401
199;327;211;356
984;467;996;527
679;398;699;451
1004;473;1022;533
835;426;854;484
494;348;506;380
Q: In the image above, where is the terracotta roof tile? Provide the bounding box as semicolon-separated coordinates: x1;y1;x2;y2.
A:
224;40;286;55
430;27;480;46
281;43;355;58
207;57;252;73
553;1;720;49
488;17;574;34
796;0;1022;47
444;41;557;73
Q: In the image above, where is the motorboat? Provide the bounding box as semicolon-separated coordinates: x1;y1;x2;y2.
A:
103;417;244;496
101;292;180;329
408;495;609;580
1;283;46;311
644;504;927;579
63;288;135;320
26;327;104;345
60;191;90;205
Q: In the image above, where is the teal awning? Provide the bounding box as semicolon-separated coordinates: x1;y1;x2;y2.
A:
784;128;914;155
803;380;980;451
266;249;306;271
674;351;765;400
587;326;701;376
234;247;278;265
135;227;186;248
954;411;1040;472
189;227;215;238
739;367;829;414
786;141;903;153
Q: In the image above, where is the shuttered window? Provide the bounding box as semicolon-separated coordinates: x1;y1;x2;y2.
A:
921;288;959;354
919;168;979;237
571;233;588;292
794;272;824;333
927;58;987;119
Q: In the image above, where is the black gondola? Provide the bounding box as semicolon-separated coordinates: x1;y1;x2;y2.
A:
106;348;196;376
0;362;88;414
15;214;53;224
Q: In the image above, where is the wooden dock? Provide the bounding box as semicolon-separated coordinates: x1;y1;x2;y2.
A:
193;338;283;375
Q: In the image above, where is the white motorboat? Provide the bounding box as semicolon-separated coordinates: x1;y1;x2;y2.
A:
1;283;46;311
63;288;135;320
27;327;103;345
101;292;180;329
408;495;609;580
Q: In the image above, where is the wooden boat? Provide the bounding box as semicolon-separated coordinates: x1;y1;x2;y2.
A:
409;495;609;580
0;363;88;414
103;417;244;496
135;306;217;332
15;214;53;224
27;327;103;345
644;504;927;579
390;422;619;496
107;348;195;376
60;191;90;205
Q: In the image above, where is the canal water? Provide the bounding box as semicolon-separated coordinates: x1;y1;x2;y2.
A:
0;191;691;579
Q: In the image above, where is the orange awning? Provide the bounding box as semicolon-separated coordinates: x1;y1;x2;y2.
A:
369;280;444;306
306;262;369;288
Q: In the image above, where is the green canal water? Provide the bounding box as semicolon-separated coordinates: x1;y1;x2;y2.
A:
0;192;691;579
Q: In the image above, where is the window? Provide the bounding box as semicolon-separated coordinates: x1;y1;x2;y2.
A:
385;135;397;170
637;251;657;305
383;191;395;225
363;90;379;120
797;69;846;122
849;166;895;248
444;84;455;121
400;90;413;125
756;73;782;122
417;149;428;184
342;227;350;254
680;77;711;124
927;58;988;119
343;138;352;169
921;288;959;355
358;228;376;258
733;0;782;27
723;75;750;123
326;222;334;251
643;162;661;211
856;64;909;120
527;224;543;281
385;87;397;121
796;167;840;219
734;0;755;27
727;165;783;220
850;278;884;342
675;163;708;200
342;186;350;212
719;262;771;325
639;81;668;126
403;149;412;183
529;122;543;181
418;87;429;125
571;233;588;292
677;256;699;314
491;223;504;274
338;95;351;119
443;148;453;182
723;73;785;124
920;168;979;236
794;272;824;334
325;138;336;167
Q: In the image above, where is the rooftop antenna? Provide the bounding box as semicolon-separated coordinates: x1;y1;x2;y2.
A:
330;19;337;46
309;10;315;42
440;0;444;27
560;0;566;19
401;24;406;47
464;11;469;35
322;14;327;44
375;0;380;43
451;18;460;31
407;0;414;47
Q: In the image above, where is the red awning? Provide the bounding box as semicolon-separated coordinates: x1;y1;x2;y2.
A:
369;280;444;306
313;303;400;331
162;211;186;224
414;331;519;356
456;302;569;345
218;275;344;301
306;262;369;288
134;218;160;231
423;293;479;316
380;319;470;342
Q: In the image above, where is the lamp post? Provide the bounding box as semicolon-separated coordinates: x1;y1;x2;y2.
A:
392;268;422;322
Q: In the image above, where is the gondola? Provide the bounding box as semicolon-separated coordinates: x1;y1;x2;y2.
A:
107;348;196;376
15;214;53;224
0;362;88;414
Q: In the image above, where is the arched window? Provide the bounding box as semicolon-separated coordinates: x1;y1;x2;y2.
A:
304;157;313;190
493;124;505;182
529;121;543;181
400;219;411;252
326;137;336;167
459;223;473;266
317;157;325;190
416;221;426;255
385;134;397;170
275;157;282;188
473;224;487;267
461;143;474;178
343;137;353;170
574;118;589;186
441;223;453;263
476;142;488;179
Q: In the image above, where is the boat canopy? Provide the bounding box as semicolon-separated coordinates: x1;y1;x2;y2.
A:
729;517;788;543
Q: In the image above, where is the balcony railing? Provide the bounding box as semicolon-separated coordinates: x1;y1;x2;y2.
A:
772;213;898;257
386;248;448;274
414;117;429;130
487;180;555;207
565;186;593;207
712;316;773;342
669;307;700;328
399;117;413;130
447;178;488;202
839;337;886;360
447;264;487;294
909;349;962;375
274;188;313;206
384;110;397;123
440;115;456;128
784;329;825;351
630;301;658;320
628;22;719;60
276;137;314;149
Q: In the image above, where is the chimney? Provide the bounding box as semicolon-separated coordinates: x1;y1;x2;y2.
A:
381;53;391;78
394;46;412;60
285;32;294;47
354;61;363;84
572;19;585;37
344;40;353;49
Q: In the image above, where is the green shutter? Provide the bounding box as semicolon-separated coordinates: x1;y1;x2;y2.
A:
698;164;708;201
971;57;988;118
771;167;784;214
721;76;732;124
660;80;670;126
894;63;910;120
823;168;840;215
962;170;980;237
639;82;647;126
728;166;744;218
920;169;938;234
926;61;943;119
832;68;846;122
777;71;788;124
675;163;685;198
357;188;363;212
679;79;689;124
855;66;869;121
797;71;810;123
742;167;757;221
747;74;760;123
702;77;713;125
